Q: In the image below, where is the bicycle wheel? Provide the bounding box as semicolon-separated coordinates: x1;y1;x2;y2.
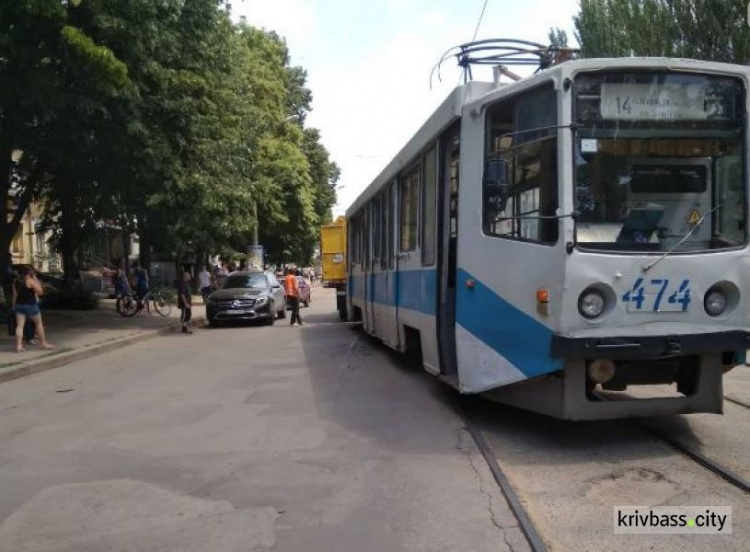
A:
152;292;173;317
116;295;138;317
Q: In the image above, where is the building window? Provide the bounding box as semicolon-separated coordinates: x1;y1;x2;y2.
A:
11;227;23;254
400;165;420;252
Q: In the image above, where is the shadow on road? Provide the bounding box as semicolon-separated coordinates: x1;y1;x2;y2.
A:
297;305;702;467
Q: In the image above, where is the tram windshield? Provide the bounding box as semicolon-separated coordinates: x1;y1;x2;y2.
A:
573;72;746;252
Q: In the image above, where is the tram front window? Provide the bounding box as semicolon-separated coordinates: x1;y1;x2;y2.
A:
573;72;746;252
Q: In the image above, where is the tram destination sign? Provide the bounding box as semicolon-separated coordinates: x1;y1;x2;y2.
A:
600;83;707;121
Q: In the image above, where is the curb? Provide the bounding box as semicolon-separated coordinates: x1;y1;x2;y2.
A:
0;317;206;385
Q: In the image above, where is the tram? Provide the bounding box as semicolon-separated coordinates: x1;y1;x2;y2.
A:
345;51;750;420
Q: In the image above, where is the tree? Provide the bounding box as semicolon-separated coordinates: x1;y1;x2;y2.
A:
2;0;339;282
574;0;750;63
0;0;129;283
548;27;569;48
303;128;340;227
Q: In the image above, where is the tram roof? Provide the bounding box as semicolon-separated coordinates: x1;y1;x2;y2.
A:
345;56;750;217
346;80;495;216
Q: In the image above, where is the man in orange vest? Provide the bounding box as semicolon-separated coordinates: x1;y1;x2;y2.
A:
284;267;303;326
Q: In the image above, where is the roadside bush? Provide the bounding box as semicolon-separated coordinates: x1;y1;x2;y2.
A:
41;287;99;310
154;287;176;304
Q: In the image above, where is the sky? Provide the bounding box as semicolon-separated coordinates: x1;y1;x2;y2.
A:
232;0;581;215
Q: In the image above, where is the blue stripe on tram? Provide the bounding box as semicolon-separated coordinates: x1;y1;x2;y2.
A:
348;268;562;378
455;269;562;378
349;270;437;315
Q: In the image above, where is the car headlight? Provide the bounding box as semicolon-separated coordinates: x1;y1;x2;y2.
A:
704;288;727;317
578;288;605;319
255;296;268;306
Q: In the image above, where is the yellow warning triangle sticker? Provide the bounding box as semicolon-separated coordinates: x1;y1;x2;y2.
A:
688;209;701;224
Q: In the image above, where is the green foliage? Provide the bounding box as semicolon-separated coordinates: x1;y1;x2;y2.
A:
548;27;569;48
1;0;338;276
574;0;750;63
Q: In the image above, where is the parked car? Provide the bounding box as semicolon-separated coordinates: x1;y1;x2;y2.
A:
283;275;311;308
297;276;311;307
206;271;286;326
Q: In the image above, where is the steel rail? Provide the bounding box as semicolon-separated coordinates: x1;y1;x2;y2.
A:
461;405;549;552
638;421;750;494
725;396;750;410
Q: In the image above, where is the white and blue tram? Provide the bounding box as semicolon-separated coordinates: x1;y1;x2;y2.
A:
345;57;750;420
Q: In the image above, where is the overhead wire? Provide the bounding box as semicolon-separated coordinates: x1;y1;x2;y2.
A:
458;0;491;86
471;0;490;43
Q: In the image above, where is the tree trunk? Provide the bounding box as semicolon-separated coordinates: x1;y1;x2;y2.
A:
61;241;79;290
121;228;130;277
58;207;81;290
0;144;22;292
139;231;151;275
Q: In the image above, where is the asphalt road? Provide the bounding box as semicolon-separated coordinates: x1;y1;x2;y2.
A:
0;289;529;552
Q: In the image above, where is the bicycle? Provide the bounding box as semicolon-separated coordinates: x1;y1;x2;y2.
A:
116;288;173;318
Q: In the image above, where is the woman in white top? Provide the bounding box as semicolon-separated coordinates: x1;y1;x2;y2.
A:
198;265;212;303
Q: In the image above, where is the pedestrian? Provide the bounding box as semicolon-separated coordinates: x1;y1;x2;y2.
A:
217;262;229;289
12;265;53;352
131;261;150;311
284;267;303;326
198;264;212;303
177;271;193;334
6;266;35;345
114;264;130;299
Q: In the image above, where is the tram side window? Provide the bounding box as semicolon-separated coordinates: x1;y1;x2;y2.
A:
483;84;559;244
349;213;359;266
372;195;382;263
400;165;420;252
388;181;396;268
363;207;370;266
422;146;437;265
380;190;388;269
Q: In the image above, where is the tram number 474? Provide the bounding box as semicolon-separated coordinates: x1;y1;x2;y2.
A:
622;278;691;312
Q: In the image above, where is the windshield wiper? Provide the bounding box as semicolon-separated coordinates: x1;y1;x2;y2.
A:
642;203;723;274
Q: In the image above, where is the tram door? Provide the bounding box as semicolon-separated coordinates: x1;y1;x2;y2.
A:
437;123;461;377
382;181;400;348
369;193;386;335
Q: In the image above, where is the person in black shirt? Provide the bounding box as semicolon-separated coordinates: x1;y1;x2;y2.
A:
177;272;193;334
12;265;54;352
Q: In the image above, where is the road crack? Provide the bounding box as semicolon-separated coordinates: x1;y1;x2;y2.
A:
456;427;517;552
335;335;362;391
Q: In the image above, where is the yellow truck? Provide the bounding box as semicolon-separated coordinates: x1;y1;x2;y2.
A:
320;216;347;319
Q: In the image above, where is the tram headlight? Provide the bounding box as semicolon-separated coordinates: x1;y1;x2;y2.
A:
704;288;728;317
578;288;605;319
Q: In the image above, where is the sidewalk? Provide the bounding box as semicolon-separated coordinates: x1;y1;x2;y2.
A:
0;300;205;383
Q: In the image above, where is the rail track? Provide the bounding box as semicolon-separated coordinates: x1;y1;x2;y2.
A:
638;419;750;494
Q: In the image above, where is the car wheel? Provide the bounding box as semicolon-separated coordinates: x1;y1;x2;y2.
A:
208;317;220;328
265;304;275;325
304;299;309;307
277;306;286;319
